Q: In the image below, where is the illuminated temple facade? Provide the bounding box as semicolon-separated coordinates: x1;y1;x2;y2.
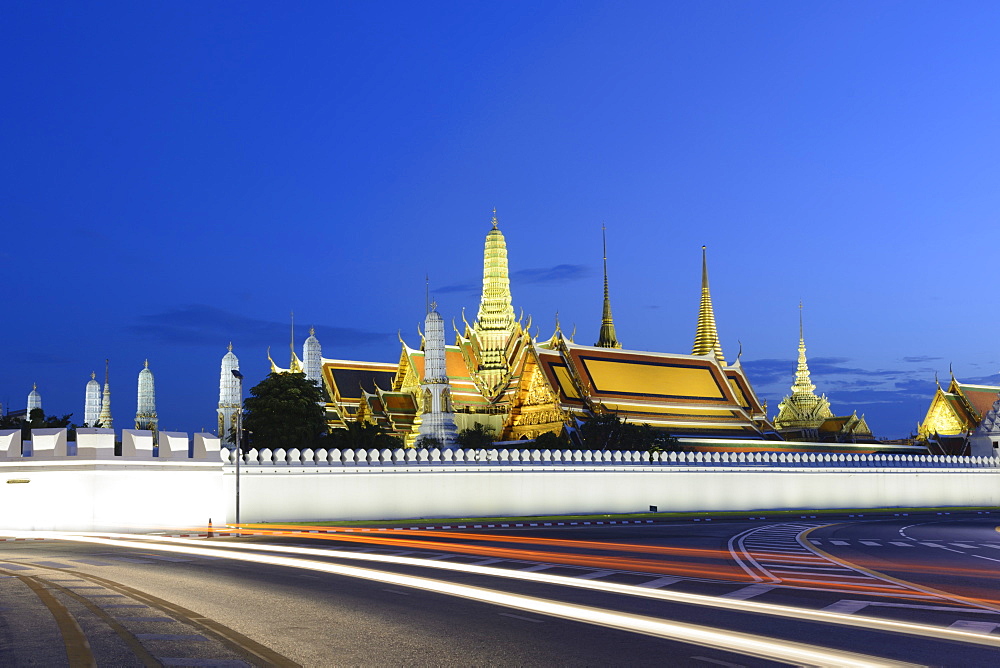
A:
917;376;1000;453
270;212;775;445
772;306;871;442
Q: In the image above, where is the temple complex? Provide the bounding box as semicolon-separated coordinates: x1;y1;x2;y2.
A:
772;305;872;442
917;375;1000;453
268;211;777;445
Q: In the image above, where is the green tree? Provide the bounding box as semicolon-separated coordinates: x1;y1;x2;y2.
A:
580;412;676;452
243;372;327;451
323;421;404;451
17;409;77;442
414;435;443;450
532;429;569;450
456;422;496;450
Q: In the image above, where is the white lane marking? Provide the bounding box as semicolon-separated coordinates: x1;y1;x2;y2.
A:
860;541;881;546
822;600;871;614
985;545;1000;550
721;584;775;600
638;576;683;588
890;542;914;547
971;554;1000;565
829;540;850;546
519;564;552;572
918;543;965;554
950;544;978;549
757;564;850;572
575;570;615;580
381;588;410;595
766;570;881;581
949;621;1000;633
499;612;544;623
136;554;192;562
691;657;746;667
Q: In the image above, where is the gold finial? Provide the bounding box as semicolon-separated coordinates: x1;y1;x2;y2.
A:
105;358;109;384
144;359;149;369
491;207;498;229
799;300;804;340
91;371;96;380
596;222;621;348
227;341;233;352
32;382;37;390
554;310;561;333
430;300;438;312
309;326;315;336
692;246;724;363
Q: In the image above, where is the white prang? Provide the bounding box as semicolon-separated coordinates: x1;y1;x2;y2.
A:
304;327;322;386
98;360;113;429
135;360;158;435
217;344;240;447
26;383;41;417
84;372;101;426
417;305;459;449
969;394;1000;458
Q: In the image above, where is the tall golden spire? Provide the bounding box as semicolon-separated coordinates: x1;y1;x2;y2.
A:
472;208;518;396
791;301;816;395
773;302;832;430
595;223;621;348
692;246;725;363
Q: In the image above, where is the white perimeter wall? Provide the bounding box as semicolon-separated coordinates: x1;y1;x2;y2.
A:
1;466;225;532
223;464;1000;523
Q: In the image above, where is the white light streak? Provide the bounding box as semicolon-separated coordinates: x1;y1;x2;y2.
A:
0;530;910;667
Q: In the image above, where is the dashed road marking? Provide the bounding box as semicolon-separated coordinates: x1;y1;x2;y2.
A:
722;584;775;600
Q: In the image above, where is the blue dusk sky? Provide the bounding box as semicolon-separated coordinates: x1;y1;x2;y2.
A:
2;2;998;438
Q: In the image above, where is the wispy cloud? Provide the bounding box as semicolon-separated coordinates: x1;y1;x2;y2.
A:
902;355;943;363
435;281;479;296
436;264;592;296
512;264;591;285
130;305;393;349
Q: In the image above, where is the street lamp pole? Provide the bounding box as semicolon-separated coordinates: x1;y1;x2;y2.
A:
231;369;244;527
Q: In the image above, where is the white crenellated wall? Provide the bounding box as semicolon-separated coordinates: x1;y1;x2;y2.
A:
220;447;1000;523
4;431;999;531
0;429;224;532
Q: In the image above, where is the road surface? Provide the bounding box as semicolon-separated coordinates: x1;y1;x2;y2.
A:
2;512;999;666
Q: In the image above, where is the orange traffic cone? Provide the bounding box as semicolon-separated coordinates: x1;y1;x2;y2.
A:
207;519;214;538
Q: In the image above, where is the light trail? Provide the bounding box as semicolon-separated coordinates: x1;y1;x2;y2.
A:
7;530;1000;654
0;530;917;667
202;526;748;580
207;525;996;603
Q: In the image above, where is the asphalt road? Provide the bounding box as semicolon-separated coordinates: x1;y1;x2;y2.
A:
2;513;999;666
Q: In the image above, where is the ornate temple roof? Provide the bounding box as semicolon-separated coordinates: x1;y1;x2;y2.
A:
919;378;1000;439
535;337;771;437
